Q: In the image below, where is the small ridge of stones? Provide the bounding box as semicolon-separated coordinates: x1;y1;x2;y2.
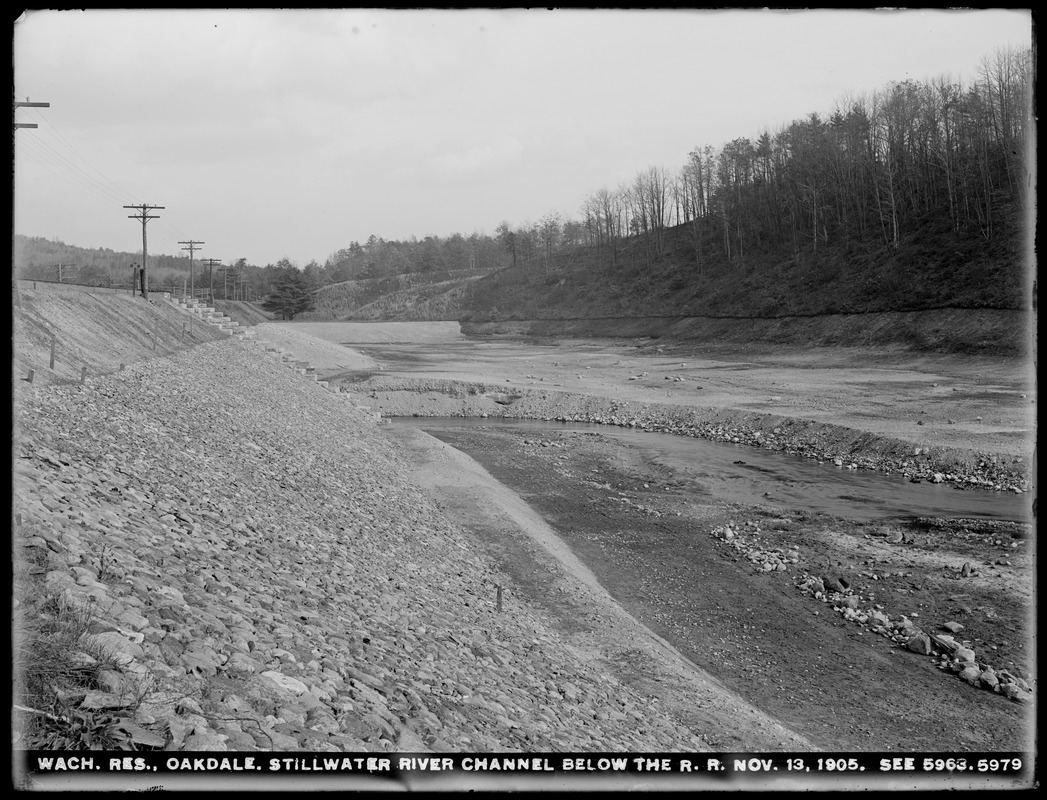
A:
356;378;1029;494
711;522;798;573
708;521;1032;705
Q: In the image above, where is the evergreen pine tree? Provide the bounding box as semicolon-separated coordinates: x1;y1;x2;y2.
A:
261;269;315;320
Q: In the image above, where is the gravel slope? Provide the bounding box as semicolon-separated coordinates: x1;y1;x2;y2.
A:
13;337;803;752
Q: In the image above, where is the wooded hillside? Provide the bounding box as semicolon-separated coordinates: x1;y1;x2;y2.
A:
456;47;1033;342
14;47;1032;348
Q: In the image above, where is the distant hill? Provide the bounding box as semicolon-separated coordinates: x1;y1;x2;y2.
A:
300;269;489;322
453;50;1034;355
14;235;190;288
14;235;280;303
461;203;1028;320
452;205;1031;355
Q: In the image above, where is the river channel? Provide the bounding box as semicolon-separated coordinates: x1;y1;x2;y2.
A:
393;417;1030;524
261;321;1033;525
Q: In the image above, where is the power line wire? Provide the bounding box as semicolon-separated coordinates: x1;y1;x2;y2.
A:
14;96;196;254
19;103;134;201
17;135;130;207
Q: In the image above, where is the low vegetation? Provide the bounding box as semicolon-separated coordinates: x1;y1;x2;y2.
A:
13;534;140;750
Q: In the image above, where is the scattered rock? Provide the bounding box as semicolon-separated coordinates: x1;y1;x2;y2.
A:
905;632;933;655
979;668;1000;690
954;647;977;663
930;634;959;653
823;576;847;593
959;665;982;686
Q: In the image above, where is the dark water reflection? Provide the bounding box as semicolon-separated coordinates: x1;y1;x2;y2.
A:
393;417;1031;524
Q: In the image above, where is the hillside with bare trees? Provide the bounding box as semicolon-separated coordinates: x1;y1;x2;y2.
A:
14;47;1031;351
457;47;1033;353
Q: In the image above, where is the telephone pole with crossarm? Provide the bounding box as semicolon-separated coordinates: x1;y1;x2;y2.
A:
124;204;164;300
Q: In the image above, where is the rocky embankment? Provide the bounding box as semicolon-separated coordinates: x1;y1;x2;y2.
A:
14;339;712;752
349;376;1031;494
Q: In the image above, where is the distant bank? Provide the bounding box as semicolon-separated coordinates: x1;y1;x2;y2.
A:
460;307;1032;357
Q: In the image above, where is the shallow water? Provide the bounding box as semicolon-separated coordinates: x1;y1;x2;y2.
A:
393;417;1031;524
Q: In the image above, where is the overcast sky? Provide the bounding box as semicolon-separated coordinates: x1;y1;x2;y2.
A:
13;8;1033;268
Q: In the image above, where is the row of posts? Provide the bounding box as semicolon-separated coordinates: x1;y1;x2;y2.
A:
24;315;194;386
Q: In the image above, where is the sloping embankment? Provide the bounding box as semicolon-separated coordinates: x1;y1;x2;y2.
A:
13;307;811;754
461;308;1033;356
13;282;228;385
212;299;275;328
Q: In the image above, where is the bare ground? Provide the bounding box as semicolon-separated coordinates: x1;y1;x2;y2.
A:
264;321;1037;755
258;321;1035;463
384;424;813;752
406;423;1034;753
10;292;1036;758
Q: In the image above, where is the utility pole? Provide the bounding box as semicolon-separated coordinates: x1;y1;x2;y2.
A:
14;98;49;309
202;258;221;304
124;204;164;300
179;239;204;299
13;97;49;130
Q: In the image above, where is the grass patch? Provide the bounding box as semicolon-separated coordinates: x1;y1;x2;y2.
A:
93;543;122;583
12;536;156;750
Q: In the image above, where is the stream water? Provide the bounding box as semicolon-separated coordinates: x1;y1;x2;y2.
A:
393;417;1031;524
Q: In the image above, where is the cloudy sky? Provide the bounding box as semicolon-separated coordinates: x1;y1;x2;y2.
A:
13;8;1032;268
